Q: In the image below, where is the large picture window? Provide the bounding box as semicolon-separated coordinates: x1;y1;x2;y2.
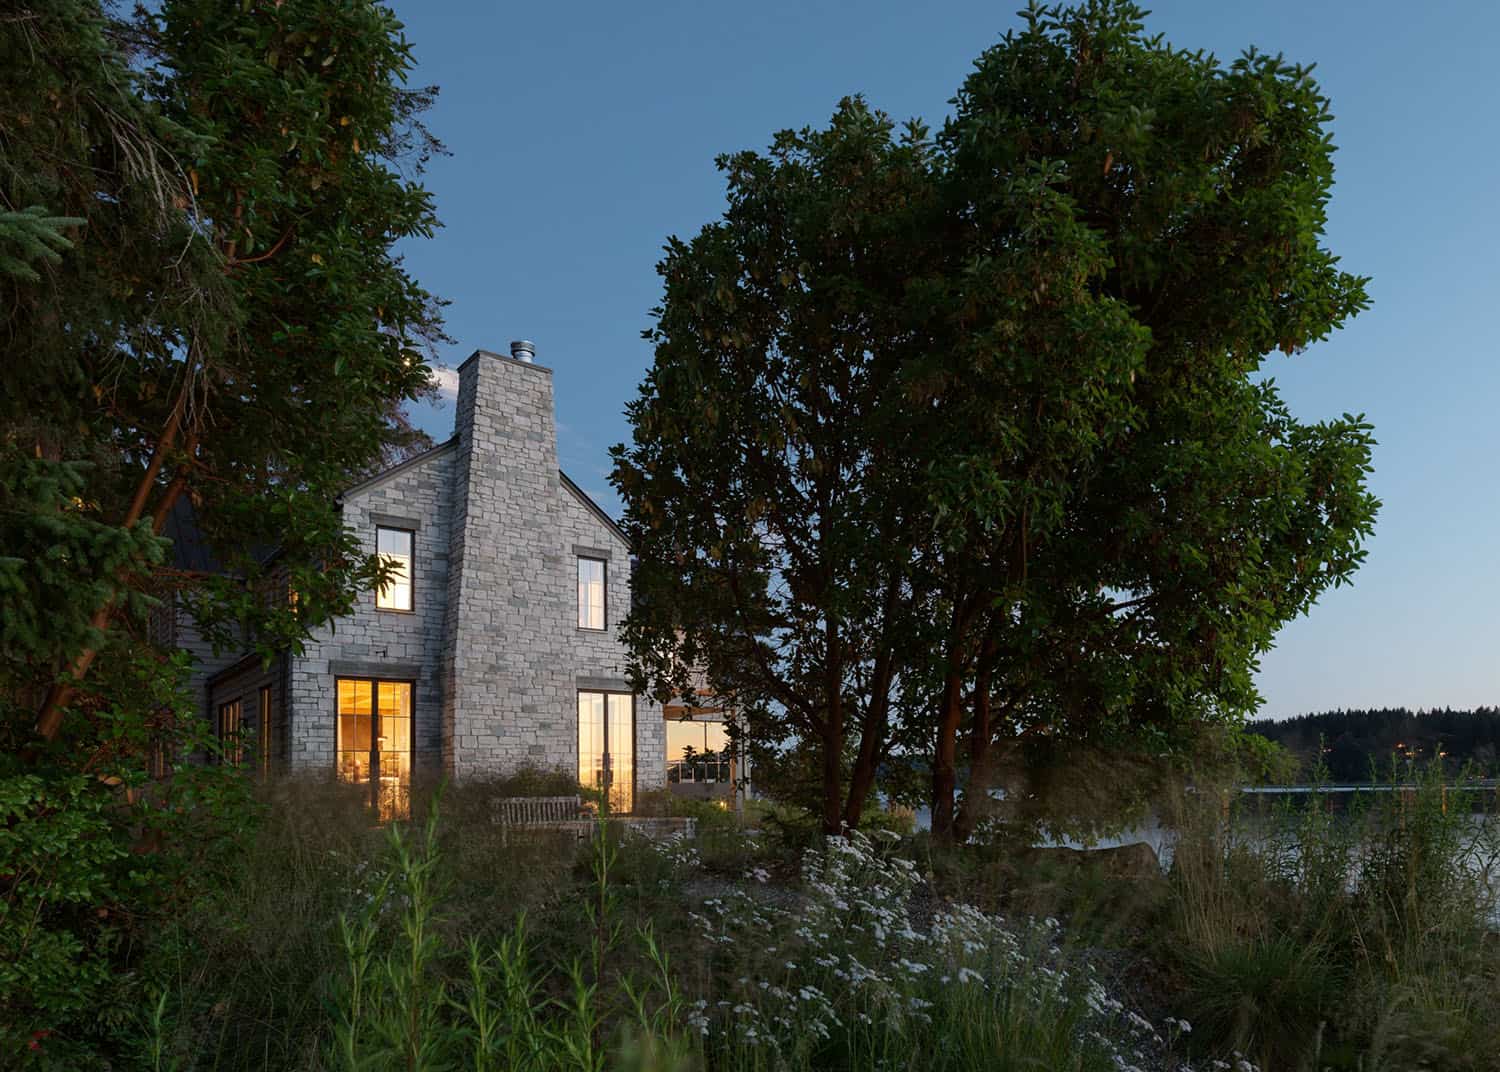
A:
578;691;633;812
376;527;414;611
577;557;605;630
336;678;413;819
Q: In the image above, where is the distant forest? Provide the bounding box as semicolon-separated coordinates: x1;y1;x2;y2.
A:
1247;708;1500;782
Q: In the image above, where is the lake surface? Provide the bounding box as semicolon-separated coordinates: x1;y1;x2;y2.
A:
909;802;1500;924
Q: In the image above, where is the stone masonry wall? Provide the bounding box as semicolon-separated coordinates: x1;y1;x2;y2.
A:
556;482;665;793
279;346;662;803
286;443;457;771
440;350;664;792
443;351;578;779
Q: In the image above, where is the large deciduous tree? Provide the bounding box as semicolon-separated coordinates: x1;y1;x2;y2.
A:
612;100;941;834
0;0;446;1052
1;0;447;747
613;0;1378;838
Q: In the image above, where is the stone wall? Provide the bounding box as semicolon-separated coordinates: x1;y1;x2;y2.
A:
439;350;664;795
556;479;665;792
286;442;457;772
280;346;664;805
444;351;580;779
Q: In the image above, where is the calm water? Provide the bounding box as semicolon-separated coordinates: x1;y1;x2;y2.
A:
909;803;1500;924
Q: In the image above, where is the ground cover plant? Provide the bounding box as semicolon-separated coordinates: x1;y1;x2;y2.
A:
1024;764;1500;1072
7;773;1223;1071
9;755;1500;1071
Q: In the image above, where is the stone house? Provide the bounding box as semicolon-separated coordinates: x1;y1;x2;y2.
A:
171;342;738;814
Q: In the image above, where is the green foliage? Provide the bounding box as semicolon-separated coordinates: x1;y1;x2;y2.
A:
1179;935;1338;1068
0;651;256;1069
1;0;448;745
612;0;1379;838
0;207;83;282
0;454;167;669
1249;707;1500;781
1162;764;1500;1070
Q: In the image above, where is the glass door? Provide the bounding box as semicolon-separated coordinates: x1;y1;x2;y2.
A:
577;691;634;813
337;678;412;819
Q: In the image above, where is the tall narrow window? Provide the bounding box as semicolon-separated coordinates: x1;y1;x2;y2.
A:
336;678;412;820
257;686;273;779
577;557;605;630
577;691;633;813
376;527;414;611
218;700;243;766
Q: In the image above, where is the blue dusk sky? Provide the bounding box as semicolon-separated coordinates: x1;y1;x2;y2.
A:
388;0;1499;719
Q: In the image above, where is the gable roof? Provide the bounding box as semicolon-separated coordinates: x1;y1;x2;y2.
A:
560;470;630;549
161;494;224;573
336;436;460;503
337;437;630;550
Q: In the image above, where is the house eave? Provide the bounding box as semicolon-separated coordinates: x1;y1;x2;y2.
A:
559;470;630;551
337;436;460;504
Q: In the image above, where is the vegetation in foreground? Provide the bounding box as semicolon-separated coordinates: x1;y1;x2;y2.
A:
6;762;1499;1071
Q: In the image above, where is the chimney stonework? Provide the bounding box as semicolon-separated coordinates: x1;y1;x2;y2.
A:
439;349;665;787
442;350;572;777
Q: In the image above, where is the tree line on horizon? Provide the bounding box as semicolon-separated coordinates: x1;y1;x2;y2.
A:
1248;707;1500;782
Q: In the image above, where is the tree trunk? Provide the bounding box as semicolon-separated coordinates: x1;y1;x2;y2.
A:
819;618;845;836
954;638;1002;845
33;400;196;741
842;651;893;832
820;719;844;836
953;636;999;843
929;659;965;843
841;580;900;831
930;594;981;843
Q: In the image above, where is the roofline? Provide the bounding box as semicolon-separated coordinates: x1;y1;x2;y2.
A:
206;650;274;689
559;470;630;550
338;436;459;503
459;348;553;377
332;434;628;550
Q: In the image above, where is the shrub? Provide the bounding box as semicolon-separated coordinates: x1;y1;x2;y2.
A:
1159;761;1500;1070
0;651;255;1070
1179;934;1337;1069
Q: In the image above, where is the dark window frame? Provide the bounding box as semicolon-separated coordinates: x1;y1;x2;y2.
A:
375;526;416;614
577;555;608;631
257;685;273;779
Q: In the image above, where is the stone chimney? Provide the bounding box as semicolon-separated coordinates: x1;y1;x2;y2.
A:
441;346;570;778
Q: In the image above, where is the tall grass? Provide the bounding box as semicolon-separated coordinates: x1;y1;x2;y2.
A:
1162;762;1500;1071
115;763;1500;1071
123;771;1220;1071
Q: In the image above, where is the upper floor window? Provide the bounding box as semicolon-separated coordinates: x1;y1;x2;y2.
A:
376;527;414;611
578;556;606;630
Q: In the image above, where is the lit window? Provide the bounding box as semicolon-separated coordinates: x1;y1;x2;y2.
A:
666;715;731;784
577;557;605;630
578;690;633;812
258;686;273;779
336;677;412;820
376;527;413;611
218;700;243;766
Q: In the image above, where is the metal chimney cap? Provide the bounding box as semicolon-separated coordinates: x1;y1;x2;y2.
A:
510;339;536;363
